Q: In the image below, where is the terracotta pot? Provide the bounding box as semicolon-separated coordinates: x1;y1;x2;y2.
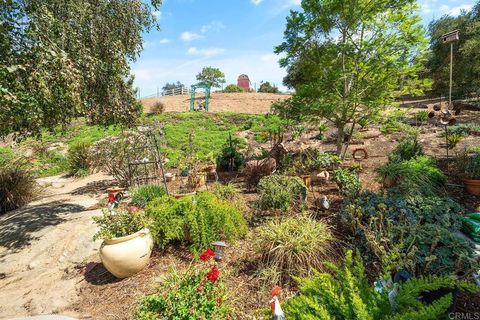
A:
99;228;153;278
463;179;480;196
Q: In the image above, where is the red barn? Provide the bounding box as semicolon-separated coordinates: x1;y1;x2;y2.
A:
237;74;251;92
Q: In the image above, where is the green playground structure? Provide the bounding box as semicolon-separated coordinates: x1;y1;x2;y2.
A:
190;82;211;112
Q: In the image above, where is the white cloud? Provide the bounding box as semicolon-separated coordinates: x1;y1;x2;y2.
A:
187;47;226;57
251;0;263;5
159;38;171;44
200;21;226;33
180;31;204;42
440;4;473;16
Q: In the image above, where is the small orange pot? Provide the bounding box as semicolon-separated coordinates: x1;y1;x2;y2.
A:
463;179;480;196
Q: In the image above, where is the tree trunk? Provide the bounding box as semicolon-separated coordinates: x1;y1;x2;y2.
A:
336;125;344;156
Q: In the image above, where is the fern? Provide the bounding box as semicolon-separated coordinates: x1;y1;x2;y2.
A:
283;250;480;320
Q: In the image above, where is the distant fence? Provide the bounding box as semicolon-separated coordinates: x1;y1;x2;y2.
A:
138;87;191;99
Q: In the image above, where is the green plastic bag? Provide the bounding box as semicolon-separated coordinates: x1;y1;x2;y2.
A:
467;212;480;221
462;217;480;242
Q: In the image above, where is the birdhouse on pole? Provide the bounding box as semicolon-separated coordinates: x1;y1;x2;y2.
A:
237;74;251;92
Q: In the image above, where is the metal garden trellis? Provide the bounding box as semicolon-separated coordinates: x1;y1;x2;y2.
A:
127;122;169;194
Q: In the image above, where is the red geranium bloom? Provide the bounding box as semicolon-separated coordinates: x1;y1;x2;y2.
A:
207;265;220;283
200;248;215;262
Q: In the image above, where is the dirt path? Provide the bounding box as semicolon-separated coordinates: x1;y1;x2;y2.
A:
0;173;114;319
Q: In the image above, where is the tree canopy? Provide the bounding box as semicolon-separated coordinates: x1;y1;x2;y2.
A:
274;0;431;155
196;67;226;88
258;81;279;93
0;0;161;137
425;2;480;98
162;81;185;92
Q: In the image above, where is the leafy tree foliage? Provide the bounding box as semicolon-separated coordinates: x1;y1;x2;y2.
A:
425;2;480;98
162;81;185;92
223;84;243;93
0;0;161;137
195;67;226;88
274;0;431;155
258;81;279;93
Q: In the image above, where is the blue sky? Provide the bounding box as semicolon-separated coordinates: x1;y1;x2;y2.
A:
131;0;475;97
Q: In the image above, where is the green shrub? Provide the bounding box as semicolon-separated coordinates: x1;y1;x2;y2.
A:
416;110;429;123
67;141;91;176
223;84;243;93
377;156;446;196
0;159;38;213
278;148;340;175
130;184;166;208
252;215;333;284
388;136;424;163
211;183;240;201
446;133;464;149
92;209;147;241
137;263;229;319
0;147;15;166
257;175;307;212
445;123;480;137
333;168;360;197
216;135;245;172
340;192;476;276
283;250;480;320
145;192;248;252
37;150;69;177
456;151;480;180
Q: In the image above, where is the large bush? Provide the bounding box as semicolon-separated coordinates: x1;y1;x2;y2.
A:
340;192;477;276
283;250;479;319
252;215;333;284
257;175;307;212
0;159;38;213
145;192;248;252
90;131;156;186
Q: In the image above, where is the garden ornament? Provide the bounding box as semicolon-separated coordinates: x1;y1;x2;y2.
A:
106;188;124;212
212;241;228;262
319;195;330;210
270;287;285;320
316;170;330;181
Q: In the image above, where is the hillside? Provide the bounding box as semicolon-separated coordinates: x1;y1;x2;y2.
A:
141;92;291;114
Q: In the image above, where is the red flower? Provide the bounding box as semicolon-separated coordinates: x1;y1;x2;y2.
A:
271;286;281;297
207;265;219;283
200;248;215;262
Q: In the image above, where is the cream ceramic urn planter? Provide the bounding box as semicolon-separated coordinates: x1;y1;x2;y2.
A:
99;228;153;278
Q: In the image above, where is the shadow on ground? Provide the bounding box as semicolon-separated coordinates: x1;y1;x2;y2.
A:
0;201;86;254
84;262;121;285
71;179;116;196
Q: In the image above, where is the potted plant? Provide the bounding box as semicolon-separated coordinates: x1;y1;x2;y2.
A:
457;151;480;195
93;209;153;278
